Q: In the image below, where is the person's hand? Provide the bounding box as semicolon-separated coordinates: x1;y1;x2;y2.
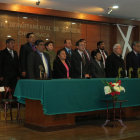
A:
17;77;20;80
4;87;10;93
0;77;4;81
85;74;90;78
21;72;26;77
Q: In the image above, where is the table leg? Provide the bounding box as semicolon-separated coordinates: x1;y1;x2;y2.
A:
102;102;110;126
118;102;126;127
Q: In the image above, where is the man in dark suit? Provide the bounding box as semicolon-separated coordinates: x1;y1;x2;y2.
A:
71;39;90;78
0;38;20;89
105;44;126;78
91;41;108;68
61;39;74;67
90;50;105;78
19;32;35;78
126;41;140;78
27;40;52;79
79;39;93;63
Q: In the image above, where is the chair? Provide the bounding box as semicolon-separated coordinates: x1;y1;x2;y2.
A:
0;87;20;122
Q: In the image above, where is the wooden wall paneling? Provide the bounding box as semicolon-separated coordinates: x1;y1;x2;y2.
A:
108;25;117;54
71;21;81;48
86;24;100;51
133;26;139;41
0;3;140;26
80;23;87;41
100;24;111;54
0;11;19;51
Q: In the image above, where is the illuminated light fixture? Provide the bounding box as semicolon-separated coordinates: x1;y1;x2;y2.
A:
66;26;69;29
72;23;76;25
107;8;113;15
46;38;49;40
108;0;119;15
112;5;119;9
7;35;12;38
36;0;40;5
5;20;8;23
23;17;28;19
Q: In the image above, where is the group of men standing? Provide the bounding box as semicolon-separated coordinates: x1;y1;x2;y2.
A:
0;32;140;92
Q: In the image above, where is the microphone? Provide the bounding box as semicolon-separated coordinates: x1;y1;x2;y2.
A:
118;67;122;78
39;65;45;79
137;68;140;78
128;67;133;78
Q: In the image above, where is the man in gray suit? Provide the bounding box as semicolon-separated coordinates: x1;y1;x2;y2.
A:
27;40;52;79
90;50;105;78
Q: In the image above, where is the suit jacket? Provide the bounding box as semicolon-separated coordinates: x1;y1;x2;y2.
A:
71;50;90;78
126;51;140;78
91;49;108;63
27;51;52;79
53;57;72;79
90;59;105;78
0;48;19;88
19;42;34;75
105;52;126;78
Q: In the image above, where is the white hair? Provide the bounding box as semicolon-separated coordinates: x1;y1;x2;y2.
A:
113;44;121;50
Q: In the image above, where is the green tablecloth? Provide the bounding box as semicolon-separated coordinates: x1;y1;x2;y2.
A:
14;78;140;115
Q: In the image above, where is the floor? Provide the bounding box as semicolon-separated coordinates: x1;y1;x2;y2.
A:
0;120;140;140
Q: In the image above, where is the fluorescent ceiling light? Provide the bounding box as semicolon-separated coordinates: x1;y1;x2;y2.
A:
112;5;119;9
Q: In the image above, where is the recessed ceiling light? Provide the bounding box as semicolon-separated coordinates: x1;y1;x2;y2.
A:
130;18;135;20
112;5;119;9
7;35;12;38
72;23;76;25
23;17;28;19
5;20;8;23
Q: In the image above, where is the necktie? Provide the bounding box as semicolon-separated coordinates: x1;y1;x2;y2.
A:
101;51;106;67
82;53;86;65
68;49;71;55
84;50;90;61
41;53;48;76
102;51;106;61
32;45;36;51
9;50;14;58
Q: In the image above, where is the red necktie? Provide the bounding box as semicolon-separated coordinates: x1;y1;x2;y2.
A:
102;51;106;61
84;50;90;61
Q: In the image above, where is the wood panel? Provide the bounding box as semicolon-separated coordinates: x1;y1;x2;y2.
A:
0;3;139;55
25;99;75;129
0;3;140;25
25;99;140;131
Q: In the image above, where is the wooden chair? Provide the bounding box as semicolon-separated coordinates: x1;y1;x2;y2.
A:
0;88;20;122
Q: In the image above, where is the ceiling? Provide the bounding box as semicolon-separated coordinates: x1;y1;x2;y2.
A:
1;0;140;20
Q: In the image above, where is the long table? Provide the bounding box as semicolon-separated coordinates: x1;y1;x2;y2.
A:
14;78;140;130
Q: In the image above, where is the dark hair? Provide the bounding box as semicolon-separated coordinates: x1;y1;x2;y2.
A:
79;39;86;42
45;41;53;47
97;41;104;47
64;39;71;44
57;49;65;56
75;39;83;46
26;32;34;38
91;50;100;59
6;38;15;44
35;40;44;46
132;41;140;49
